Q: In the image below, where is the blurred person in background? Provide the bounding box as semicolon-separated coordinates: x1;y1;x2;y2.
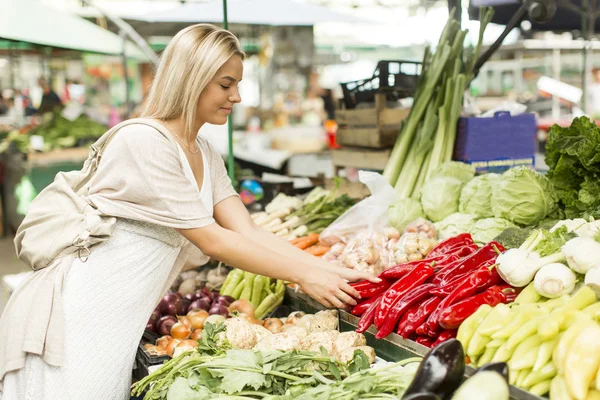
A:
37;78;62;114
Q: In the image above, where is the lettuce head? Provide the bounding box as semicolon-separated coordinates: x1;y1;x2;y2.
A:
389;198;425;231
434;213;478;240
459;173;500;218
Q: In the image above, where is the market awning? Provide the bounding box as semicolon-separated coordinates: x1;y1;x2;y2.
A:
136;0;371;25
0;0;148;59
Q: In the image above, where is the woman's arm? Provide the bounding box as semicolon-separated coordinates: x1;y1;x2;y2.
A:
176;222;360;308
213;197;380;283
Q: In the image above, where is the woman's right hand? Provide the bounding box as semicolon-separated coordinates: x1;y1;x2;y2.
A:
298;268;361;309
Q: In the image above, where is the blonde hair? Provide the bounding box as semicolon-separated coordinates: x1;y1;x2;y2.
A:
141;24;245;135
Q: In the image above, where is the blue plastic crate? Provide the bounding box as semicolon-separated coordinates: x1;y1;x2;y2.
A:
454;111;537;173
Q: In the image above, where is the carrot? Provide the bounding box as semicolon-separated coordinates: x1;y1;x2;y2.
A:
304;245;331;257
289;236;307;245
294;233;319;250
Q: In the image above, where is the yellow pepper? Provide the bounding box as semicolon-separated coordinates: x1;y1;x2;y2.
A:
491;306;547;340
457;304;491;352
551;375;574;400
533;336;559;372
505;315;546;350
553;318;595;375
511;346;540;371
583;302;600;320
564;324;600;400
477;345;498;367
588;390;600;400
478;303;511;336
511;335;543;365
523;362;557;387
516;368;531;387
514;282;542;304
529;380;551;396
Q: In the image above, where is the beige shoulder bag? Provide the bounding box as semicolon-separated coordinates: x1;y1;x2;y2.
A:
14;118;175;271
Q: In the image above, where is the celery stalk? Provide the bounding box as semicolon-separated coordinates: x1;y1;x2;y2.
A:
443;74;466;162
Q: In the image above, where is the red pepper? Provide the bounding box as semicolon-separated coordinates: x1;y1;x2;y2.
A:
397;296;442;338
415;336;436;348
451;244;479;258
378;256;445;279
432;329;458;347
431;256;501;296
351;294;383;316
374;264;434;328
438;285;514;329
375;283;438;339
432;241;504;285
429;254;461;273
428;233;474;258
356;296;381;333
349;279;392;299
424;264;500;335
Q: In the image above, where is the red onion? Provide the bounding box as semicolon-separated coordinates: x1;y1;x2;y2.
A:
193;290;204;301
215;297;233;307
156;315;177;336
209;304;229;316
159;293;182;316
184;293;196;302
189;298;211;312
221;295;235;304
180;298;192;315
146;319;156;333
201;287;211;296
210;292;220;302
150;308;161;322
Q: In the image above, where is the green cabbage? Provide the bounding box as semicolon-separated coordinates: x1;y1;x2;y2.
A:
491;167;559;226
389;198;425;231
459;173;500;218
434;213;478;240
433;161;476;183
421;176;464;222
471;218;515;244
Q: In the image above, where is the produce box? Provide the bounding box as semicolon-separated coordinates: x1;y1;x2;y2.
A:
283;288;545;400
454;112;536;173
133;331;170;381
331;147;391;172
336;93;410;149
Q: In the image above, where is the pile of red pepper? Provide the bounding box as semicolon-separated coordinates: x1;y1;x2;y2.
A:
350;233;519;348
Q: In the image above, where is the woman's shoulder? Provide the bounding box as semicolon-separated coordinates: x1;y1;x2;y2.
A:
108;119;175;151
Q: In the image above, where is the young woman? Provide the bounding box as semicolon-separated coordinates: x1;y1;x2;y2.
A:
0;24;377;400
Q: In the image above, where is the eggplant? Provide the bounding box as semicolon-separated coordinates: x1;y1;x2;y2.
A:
403;394;441;400
402;339;465;400
475;362;509;384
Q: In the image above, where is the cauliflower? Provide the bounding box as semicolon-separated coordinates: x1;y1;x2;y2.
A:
280;325;308;338
254;332;302;351
295;315;315;332
301;332;336;356
216;318;257;349
334;332;367;354
249;324;273;342
309;310;338;332
338;346;376;364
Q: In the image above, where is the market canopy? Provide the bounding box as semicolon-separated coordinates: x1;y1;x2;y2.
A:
0;0;147;59
136;0;371;25
469;0;600;31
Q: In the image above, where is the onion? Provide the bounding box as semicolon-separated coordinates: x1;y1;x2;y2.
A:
210;292;220;302
286;311;306;325
263;318;283;333
156;315;177;336
209;304;229;316
171;322;192;340
221;295;235;303
193;290;204;301
216;297;233;307
180;298;192;315
241;313;263;325
201;287;211;296
187;310;209;330
173;339;199;358
174;292;183;300
184;293;196;302
228;299;255;317
178;316;193;330
205;314;226;326
145;320;156;333
158;293;182;316
165;339;181;357
150;308;161;322
156;335;172;349
189;298;211;312
177;339;199;348
191;329;203;341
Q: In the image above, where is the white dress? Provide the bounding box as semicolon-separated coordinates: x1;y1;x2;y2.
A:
0;144;212;400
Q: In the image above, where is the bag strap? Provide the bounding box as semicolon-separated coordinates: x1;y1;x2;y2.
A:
90;118;178;156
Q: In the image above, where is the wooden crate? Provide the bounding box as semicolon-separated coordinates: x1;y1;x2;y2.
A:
331;147;391;171
336;93;410;149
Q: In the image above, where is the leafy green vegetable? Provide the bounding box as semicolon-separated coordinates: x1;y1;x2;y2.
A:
546;117;600;218
458;173;500;218
289;187;356;234
434;212;478;239
388;198;425;231
494;226;535;249
528;226;577;257
432;161;476;183
470;217;515;244
491;166;559;226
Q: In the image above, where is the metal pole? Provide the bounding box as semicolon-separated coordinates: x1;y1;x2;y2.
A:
582;0;589;113
552;48;561;119
120;29;132;118
223;0;235;182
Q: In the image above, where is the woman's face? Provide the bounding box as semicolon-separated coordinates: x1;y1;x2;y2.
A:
197;55;243;126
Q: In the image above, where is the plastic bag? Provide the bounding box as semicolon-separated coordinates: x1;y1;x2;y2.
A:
320;171;397;246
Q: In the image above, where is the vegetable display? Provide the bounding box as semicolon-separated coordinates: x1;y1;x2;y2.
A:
220;269;286;319
351;233;516;343
458;284;600;398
